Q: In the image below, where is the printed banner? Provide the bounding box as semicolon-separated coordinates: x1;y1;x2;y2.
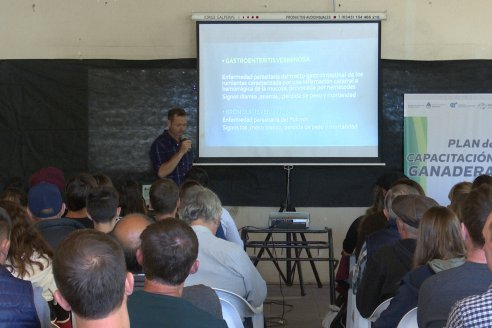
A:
404;94;492;205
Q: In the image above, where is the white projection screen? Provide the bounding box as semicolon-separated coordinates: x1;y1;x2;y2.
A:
197;21;382;165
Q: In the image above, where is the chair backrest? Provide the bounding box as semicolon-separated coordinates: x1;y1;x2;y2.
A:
218;298;244;328
368;297;393;322
397;307;418;328
133;273;145;291
213;288;264;328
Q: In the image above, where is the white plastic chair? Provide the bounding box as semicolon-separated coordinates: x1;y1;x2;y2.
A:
368;297;393;322
396;307;418;328
219;298;245;328
213;288;264;328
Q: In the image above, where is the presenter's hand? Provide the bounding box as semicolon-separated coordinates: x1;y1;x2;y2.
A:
179;140;192;154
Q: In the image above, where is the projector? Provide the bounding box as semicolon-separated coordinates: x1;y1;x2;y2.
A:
268;211;310;229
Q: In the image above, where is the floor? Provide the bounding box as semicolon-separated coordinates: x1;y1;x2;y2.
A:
263;283;333;327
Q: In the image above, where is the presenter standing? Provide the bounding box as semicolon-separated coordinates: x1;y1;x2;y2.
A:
150;107;193;185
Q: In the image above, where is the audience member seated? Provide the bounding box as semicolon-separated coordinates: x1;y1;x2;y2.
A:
111;213;222;318
180;185;267;308
356;194;438;317
0;206;51;327
28;182;84;250
128;219;227;328
352;183;422;293
0;200;61;327
53;230;133;328
92;172;114;187
0;186;28;207
353;170;408;258
419;185;492;328
184;167;243;246
149;178;180;221
471;173;492;190
117;178;148;217
29;166;65;193
446;199;492;327
374;206;466;328
63;173;97;228
86;186;120;233
447;181;472;220
111;213;153;274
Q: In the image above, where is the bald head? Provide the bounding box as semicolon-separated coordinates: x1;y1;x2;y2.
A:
111;213;153;273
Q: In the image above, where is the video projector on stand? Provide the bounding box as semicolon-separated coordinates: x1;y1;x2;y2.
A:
268;211;310;229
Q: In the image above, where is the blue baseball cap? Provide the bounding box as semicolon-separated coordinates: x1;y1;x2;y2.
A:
28;182;63;219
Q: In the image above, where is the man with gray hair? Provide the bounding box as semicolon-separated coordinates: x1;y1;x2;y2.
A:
180;185;267;308
356;194;439;317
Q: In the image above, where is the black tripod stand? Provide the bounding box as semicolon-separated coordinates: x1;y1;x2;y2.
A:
279;165;296;212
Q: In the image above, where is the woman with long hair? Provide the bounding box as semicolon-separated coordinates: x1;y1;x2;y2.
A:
0;200;70;326
373;206;466;328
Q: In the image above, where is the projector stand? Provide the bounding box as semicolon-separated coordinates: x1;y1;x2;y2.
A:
279;165;296;212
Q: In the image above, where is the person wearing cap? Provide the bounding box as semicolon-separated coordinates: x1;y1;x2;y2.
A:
351;183;422;294
149;108;194;186
356;194;438;318
420;185;492;328
29;166;66;193
28;182;85;250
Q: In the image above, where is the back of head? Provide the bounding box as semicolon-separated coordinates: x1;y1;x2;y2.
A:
92;173;114;188
86;186;119;224
140;218;198;285
178;185;222;225
462;184;492;247
184;167;209;187
0;187;27;207
391;194;439;234
1;200;54;275
149;178;179;216
385;183;422;217
472;174;492;190
53;230;126;319
448;181;473;220
414;206;465;267
65;173;98;211
391;178;425;196
28;182;63;219
111;213;153;273
29;166;65;192
117;178;146;217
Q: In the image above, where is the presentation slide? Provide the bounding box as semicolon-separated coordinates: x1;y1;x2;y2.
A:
198;22;380;163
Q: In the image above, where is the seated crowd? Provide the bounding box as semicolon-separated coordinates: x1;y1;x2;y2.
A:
0;166;263;327
4;167;492;328
339;172;492;328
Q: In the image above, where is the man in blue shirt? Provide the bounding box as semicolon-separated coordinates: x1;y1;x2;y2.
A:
150;107;193;185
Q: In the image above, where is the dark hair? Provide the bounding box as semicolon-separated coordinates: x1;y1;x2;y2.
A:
179;179;201;201
0;200;53;278
140;219;198;285
167;107;187;121
391;178;425;196
53;230;127;319
86;186;119;224
462;185;492;247
472;174;492;190
0;187;28;207
117;179;147;217
65;173;98;211
149;179;179;215
92;173;114;187
184;167;209;187
0;207;12;240
414;206;465;267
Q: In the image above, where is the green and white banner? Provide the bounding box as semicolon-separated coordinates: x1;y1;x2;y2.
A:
404;94;492;205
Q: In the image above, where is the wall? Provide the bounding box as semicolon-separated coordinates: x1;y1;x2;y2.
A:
1;1;491;60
